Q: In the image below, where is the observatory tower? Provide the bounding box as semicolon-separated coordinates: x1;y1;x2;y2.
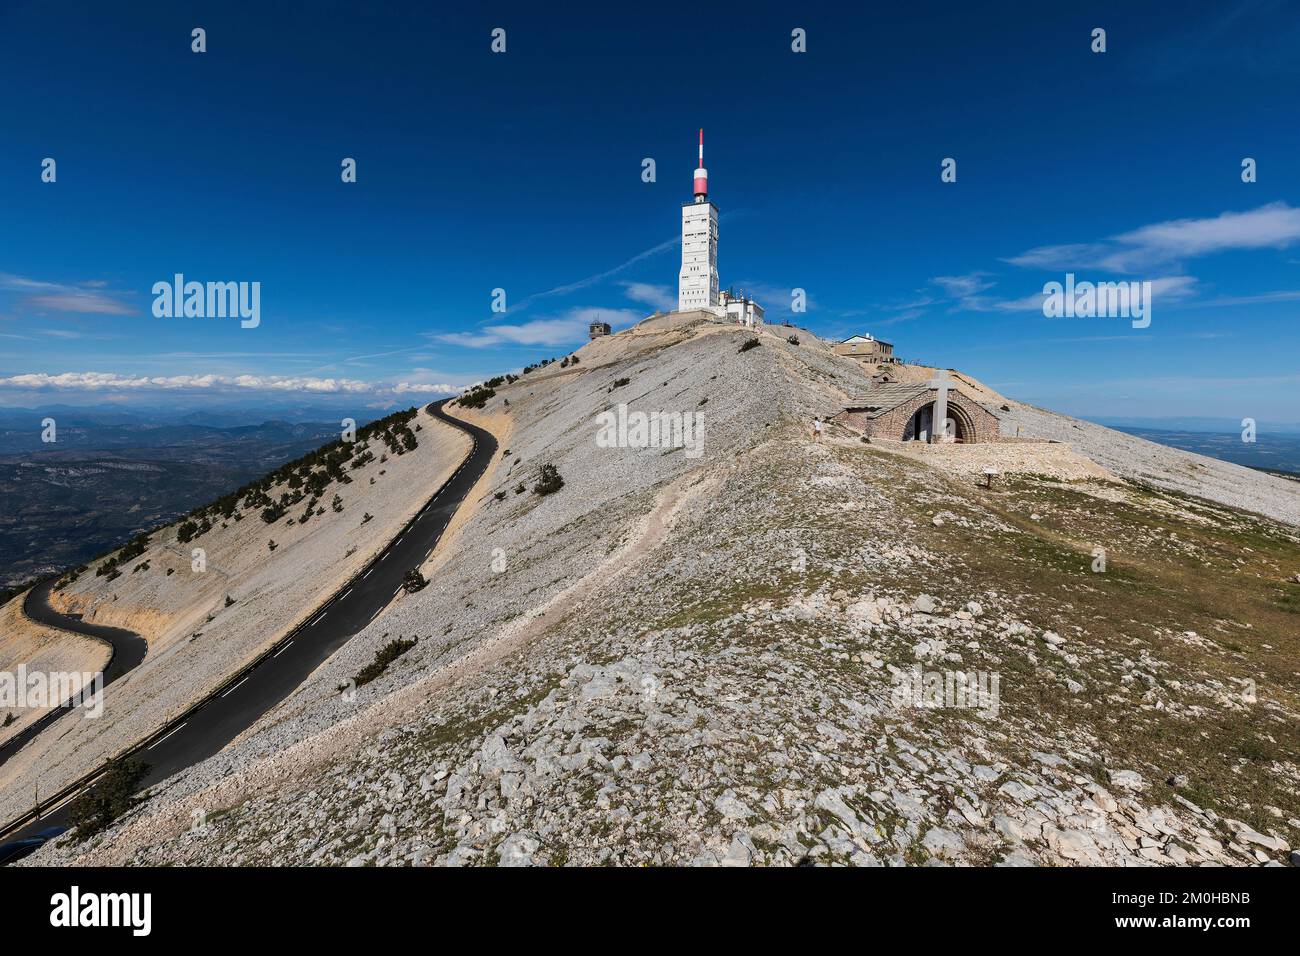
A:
678;129;720;312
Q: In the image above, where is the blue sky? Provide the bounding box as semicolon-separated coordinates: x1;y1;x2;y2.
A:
1;1;1298;424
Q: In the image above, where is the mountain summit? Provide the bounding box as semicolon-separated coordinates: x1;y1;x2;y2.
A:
12;313;1299;867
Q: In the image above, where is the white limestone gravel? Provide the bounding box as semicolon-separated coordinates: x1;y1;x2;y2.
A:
20;314;1298;867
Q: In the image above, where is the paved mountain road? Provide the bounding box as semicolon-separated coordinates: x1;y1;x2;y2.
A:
0;583;148;768
0;400;495;845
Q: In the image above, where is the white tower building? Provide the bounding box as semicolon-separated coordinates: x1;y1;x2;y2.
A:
678;129;720;312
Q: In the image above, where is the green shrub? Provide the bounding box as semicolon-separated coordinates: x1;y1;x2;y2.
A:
459;387;496;410
534;463;564;496
66;758;151;841
353;636;418;687
95;532;152;578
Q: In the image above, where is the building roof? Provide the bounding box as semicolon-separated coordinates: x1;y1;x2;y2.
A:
840;333;893;347
843;382;1000;420
842;383;930;417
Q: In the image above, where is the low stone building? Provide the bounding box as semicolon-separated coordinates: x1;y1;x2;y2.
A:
833;380;1001;444
589;319;611;340
834;334;896;365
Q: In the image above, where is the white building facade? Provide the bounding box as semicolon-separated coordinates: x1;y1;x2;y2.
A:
678;199;719;312
675;130;762;326
720;289;764;327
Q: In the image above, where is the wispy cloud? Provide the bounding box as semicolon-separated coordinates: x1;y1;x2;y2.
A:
1004;202;1300;273
0;371;465;396
871;309;928;327
25;293;134;315
437;307;642;349
392;381;459;394
1192;289;1300;308
927;272;1198;313
619;281;676;312
930;274;994;298
501;236;681;316
0;273;135;316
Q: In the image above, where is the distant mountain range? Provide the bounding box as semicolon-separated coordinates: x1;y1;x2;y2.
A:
0;400;387;432
0;411;389;589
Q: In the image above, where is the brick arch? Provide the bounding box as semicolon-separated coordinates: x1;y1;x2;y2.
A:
939;399;979;443
895;393;987;443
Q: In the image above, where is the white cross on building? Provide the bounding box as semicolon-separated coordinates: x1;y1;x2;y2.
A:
928;369;955;443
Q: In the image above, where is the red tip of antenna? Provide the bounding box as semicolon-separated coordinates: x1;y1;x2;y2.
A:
693;129;708;196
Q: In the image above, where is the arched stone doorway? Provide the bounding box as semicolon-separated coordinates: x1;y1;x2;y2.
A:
903;401;975;443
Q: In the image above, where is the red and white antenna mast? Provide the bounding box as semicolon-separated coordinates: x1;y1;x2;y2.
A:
693;128;708;201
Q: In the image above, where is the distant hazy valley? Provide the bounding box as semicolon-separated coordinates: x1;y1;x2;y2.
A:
0;408;358;589
1104;425;1300;478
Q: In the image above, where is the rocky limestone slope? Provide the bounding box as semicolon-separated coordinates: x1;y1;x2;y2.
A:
998;402;1300;526
25;315;1300;866
0;405;469;821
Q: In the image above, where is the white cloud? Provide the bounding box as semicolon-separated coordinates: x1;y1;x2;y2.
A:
0;273;135;316
1001;243;1109;270
619;281;676;312
930;274;994;298
0;371;460;396
436;307;641;349
1114;201;1300;257
230;375;373;393
0;274;64;292
1193;289;1300;307
25;292;135;315
1005;202;1300;273
927;273;1198;314
1141;275;1200;299
393;381;458;394
1;372;154;390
